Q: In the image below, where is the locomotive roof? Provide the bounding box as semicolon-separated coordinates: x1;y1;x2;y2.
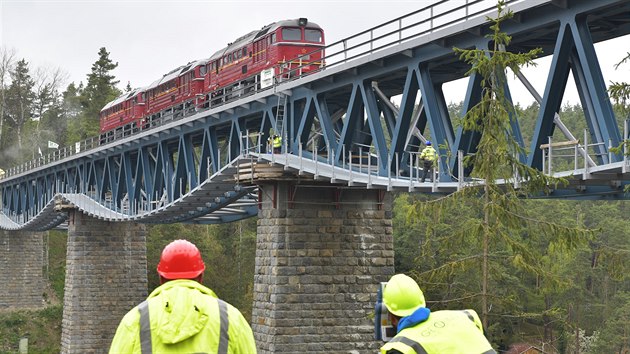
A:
102;88;142;110
179;58;208;77
146;64;187;90
208;18;322;61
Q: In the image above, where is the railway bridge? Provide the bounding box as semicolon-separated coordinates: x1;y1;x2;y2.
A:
1;0;630;352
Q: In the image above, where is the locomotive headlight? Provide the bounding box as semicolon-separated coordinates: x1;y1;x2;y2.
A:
298;18;308;27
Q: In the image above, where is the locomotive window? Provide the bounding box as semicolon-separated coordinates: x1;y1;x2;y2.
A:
270;33;276;44
282;28;301;41
200;66;206;75
242;48;247;57
305;29;322;43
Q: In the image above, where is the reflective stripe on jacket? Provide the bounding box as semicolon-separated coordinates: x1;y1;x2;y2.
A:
380;310;496;354
109;279;257;354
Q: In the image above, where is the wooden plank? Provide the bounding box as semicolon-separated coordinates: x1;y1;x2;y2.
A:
540;139;579;149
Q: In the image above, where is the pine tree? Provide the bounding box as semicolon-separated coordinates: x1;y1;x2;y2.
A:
79;47;121;139
408;0;592;342
0;47;16;152
608;52;630;120
63;82;85;145
5;58;35;153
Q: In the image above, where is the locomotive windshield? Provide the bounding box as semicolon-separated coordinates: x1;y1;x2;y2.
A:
305;29;322;43
282;28;301;41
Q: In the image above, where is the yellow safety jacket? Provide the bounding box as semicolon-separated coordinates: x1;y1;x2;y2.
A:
272;136;282;148
419;146;437;162
380;309;496;354
109;279;257;354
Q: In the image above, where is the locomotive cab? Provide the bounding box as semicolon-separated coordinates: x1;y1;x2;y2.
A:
273;18;325;79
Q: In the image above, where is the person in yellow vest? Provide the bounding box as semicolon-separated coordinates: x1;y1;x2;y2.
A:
380;274;496;354
419;141;438;183
109;239;257;354
267;134;282;153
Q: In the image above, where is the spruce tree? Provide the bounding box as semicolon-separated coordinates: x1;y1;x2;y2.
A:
79;47;121;139
0;47;16;152
6;58;35;153
408;0;592;343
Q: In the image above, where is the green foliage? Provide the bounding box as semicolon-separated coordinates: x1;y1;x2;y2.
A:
401;0;595;345
608;52;630;119
47;230;68;300
77;47;121;139
4;58;35;160
0;306;62;354
0;47;122;166
587;292;630;353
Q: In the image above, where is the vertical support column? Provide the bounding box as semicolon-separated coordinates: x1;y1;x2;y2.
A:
0;230;45;309
252;182;394;353
60;211;147;354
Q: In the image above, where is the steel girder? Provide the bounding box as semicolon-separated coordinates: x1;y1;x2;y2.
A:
0;97;290;230
2;0;630;230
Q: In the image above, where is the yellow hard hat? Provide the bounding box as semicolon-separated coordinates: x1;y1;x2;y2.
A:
383;274;426;317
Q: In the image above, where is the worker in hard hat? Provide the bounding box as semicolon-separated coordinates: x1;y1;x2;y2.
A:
419;141;438;183
380;274;496;354
267;133;282;153
109;239;257;353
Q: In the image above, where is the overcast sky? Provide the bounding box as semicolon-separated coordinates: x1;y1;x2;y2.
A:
1;0;629;107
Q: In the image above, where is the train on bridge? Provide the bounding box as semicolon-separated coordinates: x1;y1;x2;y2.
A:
99;18;325;142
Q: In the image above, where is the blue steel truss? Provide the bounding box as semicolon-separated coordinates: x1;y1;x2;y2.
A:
1;0;630;230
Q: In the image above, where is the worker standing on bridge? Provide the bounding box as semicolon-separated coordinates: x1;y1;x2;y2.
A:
380;274;496;354
267;133;282;153
419;141;438;183
109;239;257;353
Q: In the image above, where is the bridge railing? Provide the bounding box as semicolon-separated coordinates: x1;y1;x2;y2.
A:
539;129;619;177
279;0;528;80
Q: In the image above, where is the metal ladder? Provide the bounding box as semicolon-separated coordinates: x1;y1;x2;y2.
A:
275;94;288;152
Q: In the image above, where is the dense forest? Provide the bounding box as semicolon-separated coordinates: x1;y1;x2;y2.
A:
1;30;629;354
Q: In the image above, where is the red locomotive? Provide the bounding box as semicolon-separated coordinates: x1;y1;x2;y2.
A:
99;18;324;141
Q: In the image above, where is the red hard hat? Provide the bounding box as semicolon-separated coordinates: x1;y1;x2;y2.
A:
157;240;205;280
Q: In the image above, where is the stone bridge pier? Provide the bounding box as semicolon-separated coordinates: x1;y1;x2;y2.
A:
60;210;147;354
0;230;46;310
252;181;394;353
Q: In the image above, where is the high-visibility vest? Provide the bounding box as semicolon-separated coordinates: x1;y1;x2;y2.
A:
273;136;282;148
419;146;438;162
109;279;256;354
380;310;496;354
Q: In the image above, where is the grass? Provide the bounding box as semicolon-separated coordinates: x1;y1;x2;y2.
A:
0;230;67;354
0;306;62;354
